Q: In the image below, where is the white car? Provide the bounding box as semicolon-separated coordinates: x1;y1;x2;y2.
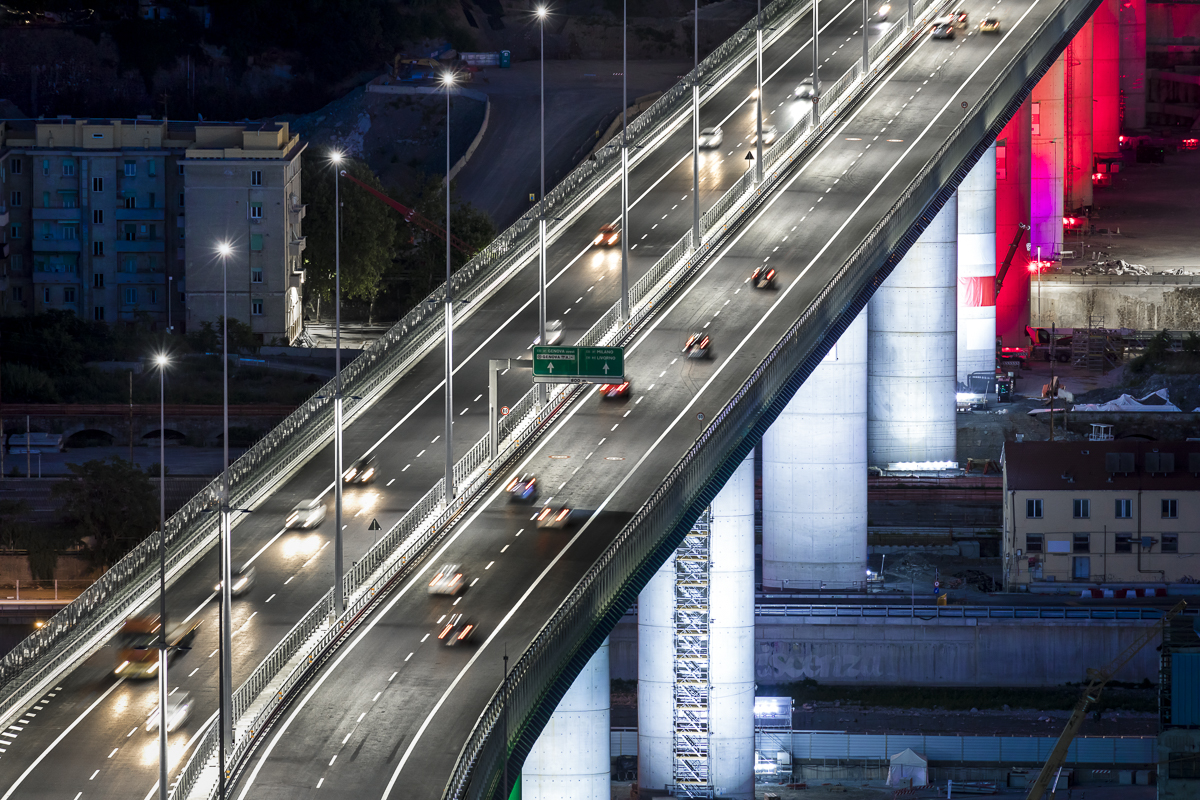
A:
533;319;564;346
214;566;256;597
146;692;193;734
751;124;778;145
794;77;820;99
428;563;465;595
286;499;326;529
877;3;891;19
698;126;724;148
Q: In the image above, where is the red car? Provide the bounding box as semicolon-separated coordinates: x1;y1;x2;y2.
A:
751;265;776;289
598;381;631;399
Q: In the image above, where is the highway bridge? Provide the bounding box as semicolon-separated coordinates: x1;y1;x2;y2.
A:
0;0;1099;796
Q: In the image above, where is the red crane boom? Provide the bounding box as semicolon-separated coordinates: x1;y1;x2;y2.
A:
337;170;473;255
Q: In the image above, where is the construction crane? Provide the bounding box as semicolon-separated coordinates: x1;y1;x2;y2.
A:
337;169;474;256
994;222;1030;295
1025;600;1186;800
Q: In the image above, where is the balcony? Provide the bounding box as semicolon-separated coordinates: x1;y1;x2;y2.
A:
291;202;307;220
291;236;307;252
115;208;165;222
114;239;166;254
32;207;82;222
32;237;81;253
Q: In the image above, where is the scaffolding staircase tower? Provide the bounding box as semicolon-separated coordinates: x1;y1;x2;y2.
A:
672;510;714;799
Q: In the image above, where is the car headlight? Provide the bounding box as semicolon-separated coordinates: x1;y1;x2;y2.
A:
593;235;603;244
233;576;249;592
362;468;375;480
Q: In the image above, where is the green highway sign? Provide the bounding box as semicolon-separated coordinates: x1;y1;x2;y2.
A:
532;346;625;383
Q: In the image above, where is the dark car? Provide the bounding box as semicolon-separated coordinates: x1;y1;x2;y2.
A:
506;474;538;503
683;332;711;359
751;265;776;289
930;16;955;38
438;613;476;646
343;455;377;484
598;381;632;399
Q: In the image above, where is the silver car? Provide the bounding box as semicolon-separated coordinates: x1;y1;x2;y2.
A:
533;319;564;346
794;77;821;99
428;563;466;595
286;499;326;529
146;692;193;734
698;126;724;148
751;124;778;145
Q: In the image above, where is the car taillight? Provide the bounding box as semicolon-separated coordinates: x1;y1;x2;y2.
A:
537;507;552;521
766;269;775;280
438;624;454;640
458;625;474;640
555;509;570;522
618;382;629;392
700;337;709;347
506;477;518;491
599;384;611;392
430;572;444;587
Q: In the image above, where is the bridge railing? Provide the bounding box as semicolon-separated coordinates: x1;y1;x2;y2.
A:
0;0;817;731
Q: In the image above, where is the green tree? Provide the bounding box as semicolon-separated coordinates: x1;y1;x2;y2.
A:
391;176;496;307
302;157;398;321
52;457;158;568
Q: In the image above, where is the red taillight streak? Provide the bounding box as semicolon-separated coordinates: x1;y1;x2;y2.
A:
458;626;474;640
438;624;453;639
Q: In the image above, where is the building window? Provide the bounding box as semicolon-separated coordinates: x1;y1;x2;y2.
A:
42;287;50;304
124;287;137;304
9;191;20;207
178;192;185;208
124;196;136;210
93;210;104;225
42;191;50;208
11;287;22;302
148;224;157;241
1163;499;1178;519
1026;499;1043;519
63;287;75;303
251;268;263;283
124;224;136;242
1073;499;1090;519
1163;534;1179;553
10;224;21;239
41;159;49;176
40;223;51;239
177;163;185;176
252;298;264;315
62;193;77;209
149;288;157;304
147;160;156;177
63;160;74;176
1025;533;1043;553
124;161;136;177
251;170;262;186
92;177;103;193
94;273;104;288
9;158;21;174
123;256;137;273
250;202;263;220
250;234;263;252
61;225;77;240
1073;533;1090;553
10;255;22;273
94;306;104;321
1072;557;1090;580
93;241;104;256
1115;534;1133;553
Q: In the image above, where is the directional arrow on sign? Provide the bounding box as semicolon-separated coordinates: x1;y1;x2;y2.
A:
603;362;610;374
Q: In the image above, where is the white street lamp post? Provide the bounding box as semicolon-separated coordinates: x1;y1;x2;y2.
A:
620;0;630;321
330;151;345;616
443;73;457;503
755;0;763;183
215;242;234;798
692;0;700;249
537;6;549;406
155;352;168;800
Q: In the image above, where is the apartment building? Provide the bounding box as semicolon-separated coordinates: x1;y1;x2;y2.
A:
0;117;306;343
1003;440;1200;590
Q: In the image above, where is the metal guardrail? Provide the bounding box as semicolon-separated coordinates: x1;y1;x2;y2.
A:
753;603;1190;620
440;0;1115;795
0;0;816;733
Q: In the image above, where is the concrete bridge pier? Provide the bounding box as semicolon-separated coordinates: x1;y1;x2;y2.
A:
522;638;611;800
1092;0;1121;153
1030;55;1065;273
1067;17;1095;211
995;101;1033;345
1120;0;1147;130
956;147;998;388
868;197;958;466
762;311;867;591
637;558;675;795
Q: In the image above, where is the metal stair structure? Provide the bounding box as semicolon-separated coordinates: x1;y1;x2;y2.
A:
673;511;713;799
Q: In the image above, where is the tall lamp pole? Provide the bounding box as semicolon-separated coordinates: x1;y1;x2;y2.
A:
442;72;458;504
215;242;234;798
620;0;630;321
330;151;345;616
812;0;821;120
862;0;870;70
755;0;763;183
692;0;700;249
154;352;169;800
537;5;549;406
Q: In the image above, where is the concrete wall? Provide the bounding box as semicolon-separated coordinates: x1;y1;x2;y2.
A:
608;615;1160;685
1037;274;1200;329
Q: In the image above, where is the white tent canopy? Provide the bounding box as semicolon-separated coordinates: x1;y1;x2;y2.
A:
887;748;928;787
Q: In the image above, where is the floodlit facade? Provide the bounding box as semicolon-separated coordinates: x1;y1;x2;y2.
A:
0;118;306;343
1003;441;1200;589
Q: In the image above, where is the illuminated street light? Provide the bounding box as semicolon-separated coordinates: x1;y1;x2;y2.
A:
442;71;457;503
331;148;346;616
214;242;233;800
153;351;168;800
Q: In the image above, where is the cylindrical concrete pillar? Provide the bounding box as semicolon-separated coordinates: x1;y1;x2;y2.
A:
709;454;755;800
763;311;867;590
637;558;675;795
1031;55;1065;268
957;147;997;388
1120;0;1146;130
1067;18;1094;209
1093;0;1121;153
995;101;1033;345
869;199;957;467
523;638;611;800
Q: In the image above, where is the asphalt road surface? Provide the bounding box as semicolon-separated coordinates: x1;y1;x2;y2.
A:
0;0;884;796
